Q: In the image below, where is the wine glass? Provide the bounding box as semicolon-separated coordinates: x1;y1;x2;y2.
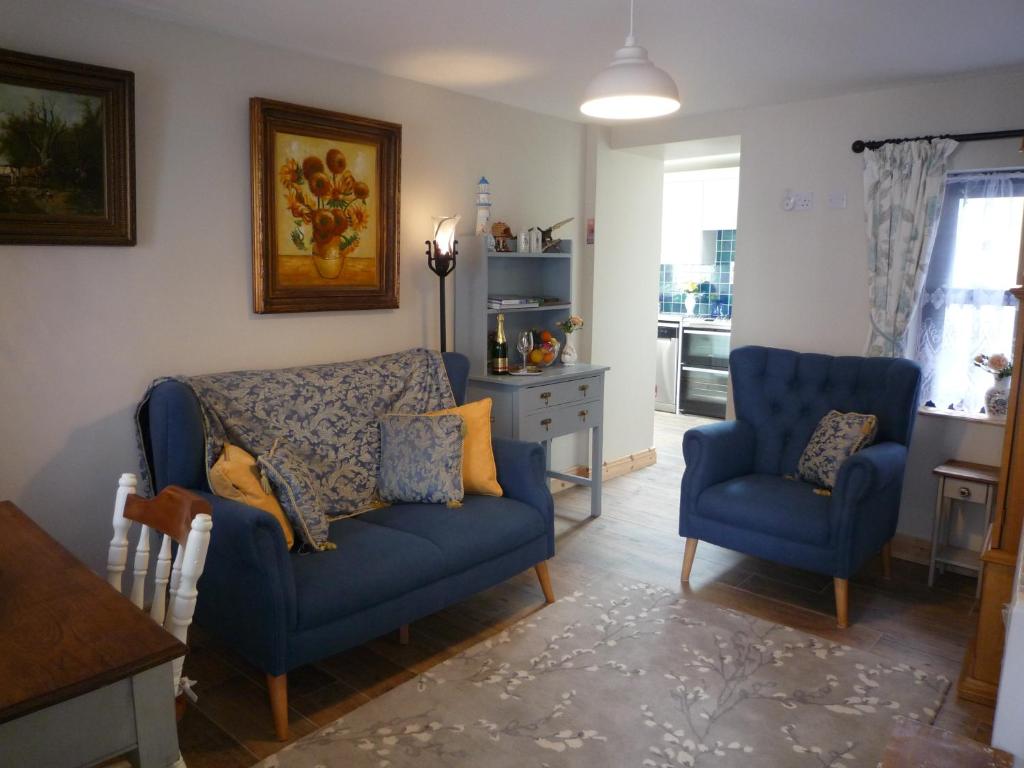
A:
516;330;534;371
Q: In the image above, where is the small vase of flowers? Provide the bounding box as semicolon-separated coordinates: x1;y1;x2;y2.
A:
558;314;584;366
974;352;1012;417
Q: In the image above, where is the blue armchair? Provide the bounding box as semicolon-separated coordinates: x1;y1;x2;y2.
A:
679;345;921;627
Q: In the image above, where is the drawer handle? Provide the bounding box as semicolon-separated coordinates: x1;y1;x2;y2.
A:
958;486;971;498
579;410;588;421
579;383;589;393
539;391;552;401
541;418;552;431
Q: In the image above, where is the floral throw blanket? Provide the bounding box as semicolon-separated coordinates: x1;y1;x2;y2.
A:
137;348;455;520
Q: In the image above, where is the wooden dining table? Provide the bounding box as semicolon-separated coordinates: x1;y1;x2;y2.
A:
0;500;186;767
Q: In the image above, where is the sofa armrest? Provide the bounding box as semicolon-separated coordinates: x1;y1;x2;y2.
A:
492;438;554;557
681;420;756;519
830;442;908;577
832;442;907;505
192;492;296;675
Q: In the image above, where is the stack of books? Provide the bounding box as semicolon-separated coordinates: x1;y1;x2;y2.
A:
487;294;541;309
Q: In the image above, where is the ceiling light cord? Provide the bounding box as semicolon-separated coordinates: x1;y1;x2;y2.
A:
626;0;636;46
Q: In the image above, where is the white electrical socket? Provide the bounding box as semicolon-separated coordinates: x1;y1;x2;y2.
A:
828;191;848;209
795;192;813;211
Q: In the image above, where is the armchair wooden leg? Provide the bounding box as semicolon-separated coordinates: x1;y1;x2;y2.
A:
266;673;289;741
535;561;555;603
881;541;892;580
399;624;410;645
681;538;699;583
834;578;849;629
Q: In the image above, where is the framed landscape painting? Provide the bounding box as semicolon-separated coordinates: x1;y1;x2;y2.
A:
250;98;400;313
0;49;135;245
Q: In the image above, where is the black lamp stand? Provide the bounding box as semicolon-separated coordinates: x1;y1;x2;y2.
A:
426;239;457;352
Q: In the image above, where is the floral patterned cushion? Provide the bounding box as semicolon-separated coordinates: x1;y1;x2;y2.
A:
378;414;465;506
258;443;335;552
797;410;878;489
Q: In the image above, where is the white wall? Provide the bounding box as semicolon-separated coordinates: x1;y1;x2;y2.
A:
590;129;664;461
607;68;1024;539
0;0;585;573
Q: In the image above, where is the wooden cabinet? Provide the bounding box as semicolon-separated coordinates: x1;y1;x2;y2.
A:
959;286;1024;704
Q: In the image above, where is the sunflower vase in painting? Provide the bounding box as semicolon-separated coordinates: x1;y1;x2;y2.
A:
278;144;374;280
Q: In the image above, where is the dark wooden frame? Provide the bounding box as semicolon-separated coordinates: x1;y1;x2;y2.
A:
0;48;135;246
250;97;401;313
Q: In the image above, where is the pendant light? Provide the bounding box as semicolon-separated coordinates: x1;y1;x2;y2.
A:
580;0;680;120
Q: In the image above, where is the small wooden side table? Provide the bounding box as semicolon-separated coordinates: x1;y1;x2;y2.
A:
930;460;1000;597
0;501;186;767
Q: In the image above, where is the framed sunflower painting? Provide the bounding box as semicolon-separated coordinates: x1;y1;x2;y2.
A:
250;98;400;313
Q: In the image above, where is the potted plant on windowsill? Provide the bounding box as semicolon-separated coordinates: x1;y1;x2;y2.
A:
974;352;1013;417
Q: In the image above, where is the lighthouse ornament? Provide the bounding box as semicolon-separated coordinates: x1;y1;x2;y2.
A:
475;176;492;236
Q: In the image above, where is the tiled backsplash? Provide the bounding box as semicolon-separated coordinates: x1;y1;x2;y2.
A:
659;230;735;316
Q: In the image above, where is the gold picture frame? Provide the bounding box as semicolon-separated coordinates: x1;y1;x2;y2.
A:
250;97;400;313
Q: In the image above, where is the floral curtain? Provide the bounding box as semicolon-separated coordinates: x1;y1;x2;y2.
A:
863;138;958;357
915;171;1024;411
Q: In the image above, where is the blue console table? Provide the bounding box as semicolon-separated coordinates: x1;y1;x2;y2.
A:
467;363;609;517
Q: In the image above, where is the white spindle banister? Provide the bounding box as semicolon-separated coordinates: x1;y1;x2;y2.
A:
106;473;137;592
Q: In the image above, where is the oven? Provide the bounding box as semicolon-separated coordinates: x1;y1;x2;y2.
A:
679;326;730;418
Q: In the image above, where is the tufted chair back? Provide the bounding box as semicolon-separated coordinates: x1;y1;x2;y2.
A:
729;346;921;477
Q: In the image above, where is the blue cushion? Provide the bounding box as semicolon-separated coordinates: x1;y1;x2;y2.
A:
360;495;547;576
290;519;446;630
730;346;920;476
696;474;831;546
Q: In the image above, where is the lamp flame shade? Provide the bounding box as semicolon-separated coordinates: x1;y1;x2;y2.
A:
432;215;460;256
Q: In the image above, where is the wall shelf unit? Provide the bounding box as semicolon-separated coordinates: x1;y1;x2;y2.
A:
455;238;574;373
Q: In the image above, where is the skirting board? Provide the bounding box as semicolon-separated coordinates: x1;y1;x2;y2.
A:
549;447;657;494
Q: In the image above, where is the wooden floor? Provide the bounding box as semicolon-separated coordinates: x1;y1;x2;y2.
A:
178;411;995;767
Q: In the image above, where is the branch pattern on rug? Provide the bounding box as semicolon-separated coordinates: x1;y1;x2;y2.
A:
260;582;950;768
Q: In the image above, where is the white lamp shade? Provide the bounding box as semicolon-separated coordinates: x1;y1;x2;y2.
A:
580;44;680;120
432;215;460;255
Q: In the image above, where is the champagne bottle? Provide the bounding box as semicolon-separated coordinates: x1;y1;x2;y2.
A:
491;313;509;374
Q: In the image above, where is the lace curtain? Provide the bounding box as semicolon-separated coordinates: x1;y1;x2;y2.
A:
863;139;958;357
915;170;1024;412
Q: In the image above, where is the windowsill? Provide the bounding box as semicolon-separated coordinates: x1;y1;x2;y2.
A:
917;405;1006;427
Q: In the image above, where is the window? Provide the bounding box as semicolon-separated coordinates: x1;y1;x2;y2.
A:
916;170;1024;414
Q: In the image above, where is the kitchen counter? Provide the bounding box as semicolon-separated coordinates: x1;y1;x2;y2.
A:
659;314;732;331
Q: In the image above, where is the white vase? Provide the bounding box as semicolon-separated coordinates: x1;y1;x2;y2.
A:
561;337;578;366
985;375;1011;418
684;293;697;315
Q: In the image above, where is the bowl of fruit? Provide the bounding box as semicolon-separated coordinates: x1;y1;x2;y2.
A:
528;330;561;368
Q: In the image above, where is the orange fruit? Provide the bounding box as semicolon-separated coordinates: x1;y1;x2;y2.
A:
529;349;545;364
540;330;553;343
543;352;555;364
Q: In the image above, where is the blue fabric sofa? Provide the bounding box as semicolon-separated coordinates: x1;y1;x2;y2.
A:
137;352;555;739
679;345;921;627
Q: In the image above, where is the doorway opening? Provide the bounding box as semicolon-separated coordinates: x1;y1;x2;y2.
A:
655;136;741;422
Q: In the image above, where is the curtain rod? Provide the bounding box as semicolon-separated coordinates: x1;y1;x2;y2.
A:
850;128;1024;154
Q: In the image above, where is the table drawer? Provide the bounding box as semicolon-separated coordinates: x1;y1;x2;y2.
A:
521;400;602;442
942;479;990;503
523;375;603;413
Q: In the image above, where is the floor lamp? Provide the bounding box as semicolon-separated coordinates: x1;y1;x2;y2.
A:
426;215;459;353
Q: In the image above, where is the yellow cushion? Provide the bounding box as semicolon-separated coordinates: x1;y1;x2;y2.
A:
209;443;296;549
428;398;503;497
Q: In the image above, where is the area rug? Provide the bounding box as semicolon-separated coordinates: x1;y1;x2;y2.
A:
259;581;950;767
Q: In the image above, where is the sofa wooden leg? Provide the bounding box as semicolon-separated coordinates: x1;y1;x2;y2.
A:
267;673;289;741
834;578;849;629
881;541;892;580
399;624;410;645
681;538;699;583
535;561;555;603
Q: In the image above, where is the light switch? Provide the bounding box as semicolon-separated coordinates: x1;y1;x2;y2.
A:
828;191;848;209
